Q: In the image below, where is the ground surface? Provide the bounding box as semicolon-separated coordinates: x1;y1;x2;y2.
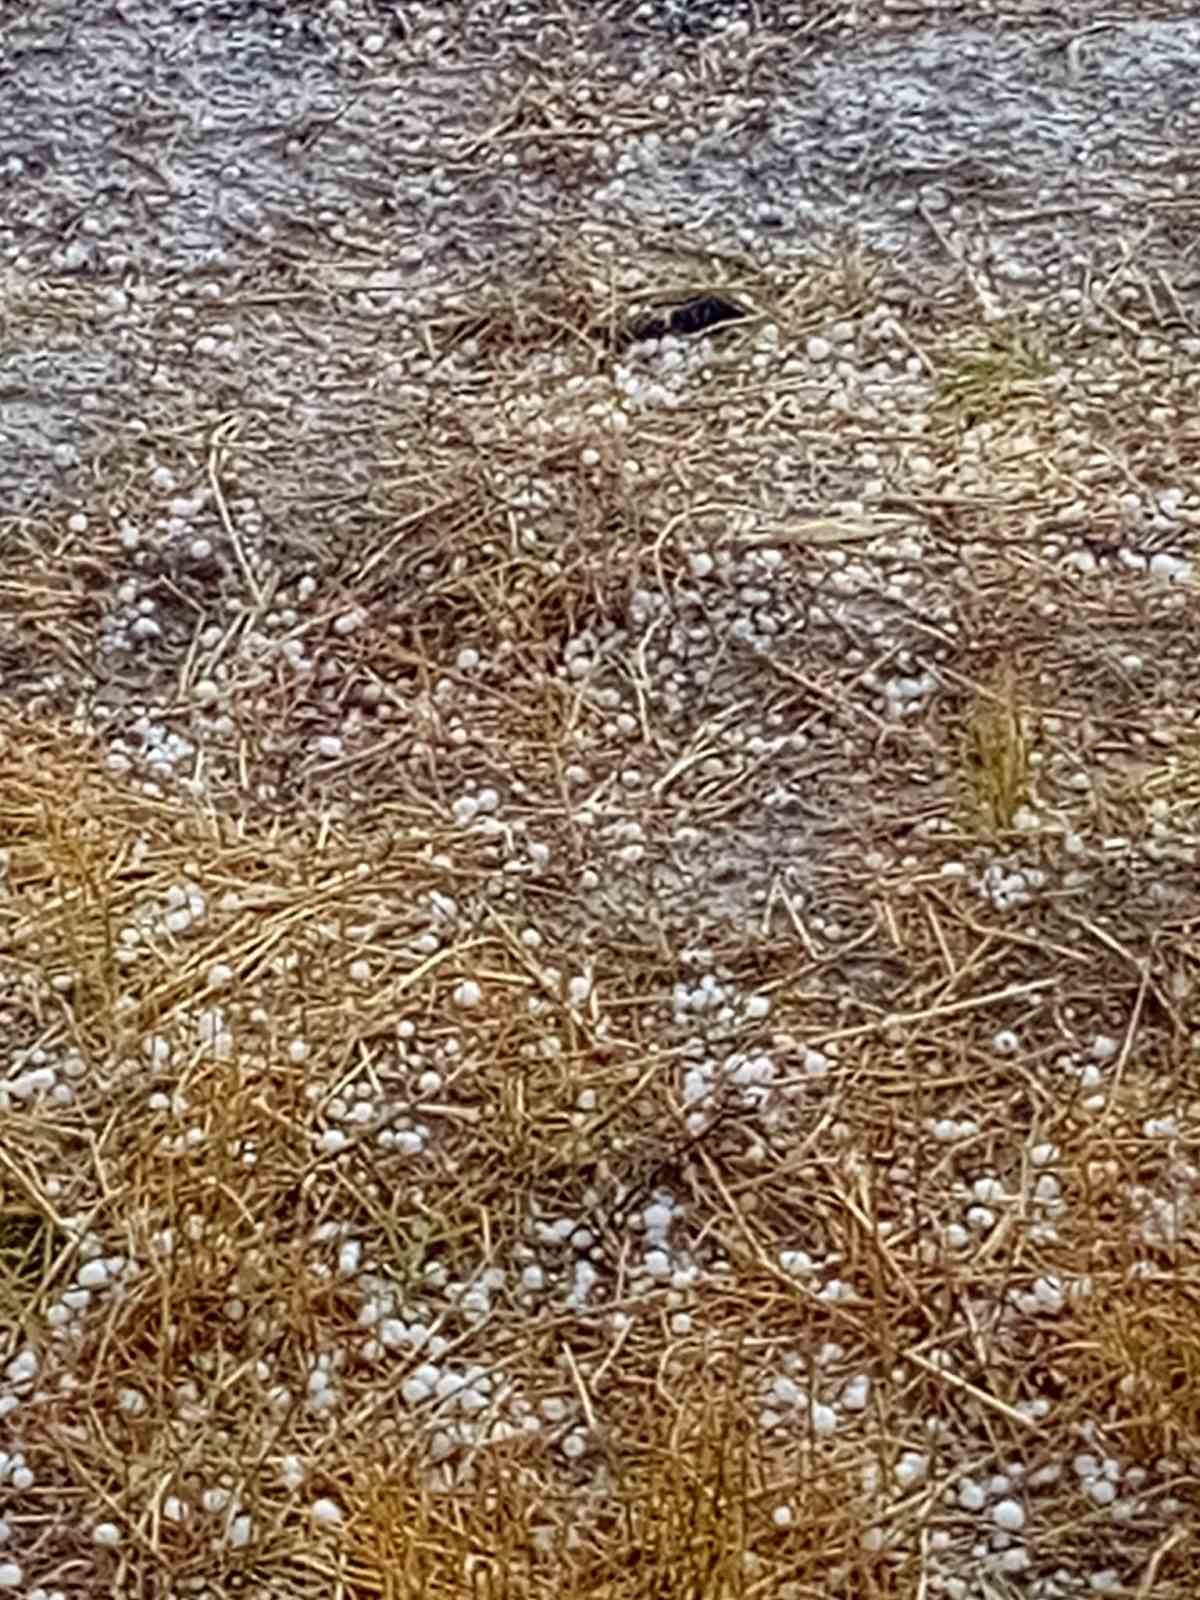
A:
2;2;1200;1597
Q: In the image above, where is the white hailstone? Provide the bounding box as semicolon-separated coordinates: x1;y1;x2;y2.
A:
744;994;771;1019
1091;1034;1118;1061
992;1029;1020;1056
333;609;365;636
780;1249;814;1276
807;335;833;362
819;1279;854;1302
957;1478;987;1511
337;1241;362;1277
227;1514;253;1548
772;1505;794;1529
452;795;478;826
93;1522;122;1548
193;677;220;706
521;1265;545;1292
7;1350;38;1388
206;963;233;990
312;1497;344;1527
643;1203;673;1236
315;735;343;759
348;959;371;985
841;1375;870;1411
162;1495;186;1522
78;1260;112;1289
1030;1275;1065;1313
318;1130;348;1155
567;974;592;1006
639;1246;670;1279
455;647;480;672
452;980;482;1009
561;1430;589;1460
771;1375;803;1408
0;1563;21;1589
895;1451;929;1488
402;1373;433;1406
1149;552;1191;583
992;1498;1025;1532
810;1402;837;1436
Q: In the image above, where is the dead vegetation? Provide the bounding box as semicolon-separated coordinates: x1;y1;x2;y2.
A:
2;208;1200;1599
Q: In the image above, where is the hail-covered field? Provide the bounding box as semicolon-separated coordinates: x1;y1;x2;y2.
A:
2;2;1200;1597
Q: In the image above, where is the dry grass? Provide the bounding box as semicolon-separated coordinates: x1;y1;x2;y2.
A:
3;201;1200;1600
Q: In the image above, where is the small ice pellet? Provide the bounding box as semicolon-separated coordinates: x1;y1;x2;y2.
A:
958;1479;986;1511
772;1375;802;1407
318;1129;348;1155
453;980;482;1009
228;1514;253;1548
810;1402;837;1436
402;1375;432;1405
337;1241;362;1277
0;1563;22;1589
841;1375;870;1411
895;1451;929;1487
311;1498;344;1527
644;1249;671;1279
780;1249;813;1276
992;1498;1025;1532
452;795;478;826
78;1260;111;1289
316;735;343;759
992;1029;1020;1057
93;1522;122;1548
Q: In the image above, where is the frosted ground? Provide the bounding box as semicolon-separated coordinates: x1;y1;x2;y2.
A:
2;1;1200;1595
